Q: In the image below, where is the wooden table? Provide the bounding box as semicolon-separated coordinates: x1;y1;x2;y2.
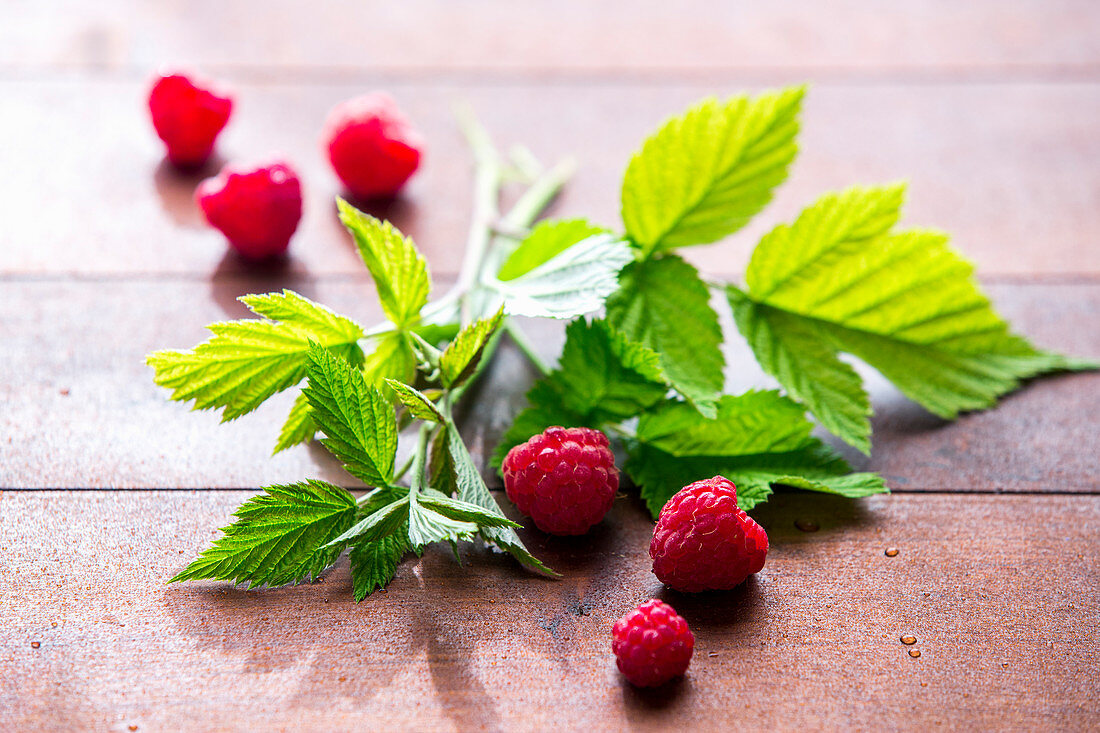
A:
3;2;1098;730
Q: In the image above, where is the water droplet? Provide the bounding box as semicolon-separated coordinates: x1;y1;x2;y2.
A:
30;641;40;649
900;635;917;645
794;519;819;532
1001;662;1009;669
908;649;921;658
885;547;900;557
707;651;719;658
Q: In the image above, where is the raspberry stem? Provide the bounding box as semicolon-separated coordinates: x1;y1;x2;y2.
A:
503;320;551;376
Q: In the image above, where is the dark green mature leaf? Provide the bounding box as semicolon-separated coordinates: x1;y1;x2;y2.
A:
147;290;365;421
621;87;804;254
497;219;609;281
304;346;397;486
606;255;724;417
169;480;357;588
440;308;504;388
350;531;408;601
337;200;430;327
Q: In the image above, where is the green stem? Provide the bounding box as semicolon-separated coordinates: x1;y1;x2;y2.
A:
455;106;503;323
504;320;551;376
393;450;417;482
408;422;433;495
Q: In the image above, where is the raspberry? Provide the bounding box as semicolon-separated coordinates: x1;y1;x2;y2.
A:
322;92;423;199
650;476;768;592
195;160;303;260
148;72;233;168
501;426;618;535
612;599;694;687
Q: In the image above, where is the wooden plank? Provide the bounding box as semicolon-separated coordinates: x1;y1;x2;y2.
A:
3;80;1100;278
1;491;1096;730
1;279;1096;490
4;1;1100;77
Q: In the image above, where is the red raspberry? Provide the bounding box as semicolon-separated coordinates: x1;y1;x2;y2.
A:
196;160;303;260
612;599;694;687
322;93;423;199
148;72;233;168
650;476;768;592
502;426;618;536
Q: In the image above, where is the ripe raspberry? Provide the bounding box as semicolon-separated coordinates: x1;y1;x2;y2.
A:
148;72;233;168
502;426;618;536
195;160;303;260
322;93;423;199
612;599;694;687
650;476;768;592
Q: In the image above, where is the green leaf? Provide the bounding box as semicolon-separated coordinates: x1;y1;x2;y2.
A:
273;390;316;454
384;379;445;422
350;531;408;601
169;480;357;588
362;331;418;387
488;233;633;319
735;185;1092;441
418;491;521;528
497;219;608;281
337;199;430;327
605;255;724;416
621;86;804;255
440;308;504;388
147;290;365;421
444;424;558;576
328;495;411;547
407;493;479;552
636;391;814;457
304;346;398;486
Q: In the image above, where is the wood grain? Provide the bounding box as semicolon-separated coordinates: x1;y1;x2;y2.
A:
3;80;1099;277
5;1;1100;77
1;490;1096;731
2;279;1096;490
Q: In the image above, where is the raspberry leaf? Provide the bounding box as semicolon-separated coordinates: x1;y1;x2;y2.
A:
622;87;803;255
350;531;408;601
417;490;522;528
338;199;431;328
497;219;609;281
304;346;398;486
606;255;724;417
327;495;411;547
407;492;479;552
362;331;418;386
384;379;445;422
734;185;1092;449
440;308;504;388
487;233;633;319
274;390;316;454
146;289;365;421
169;480;358;588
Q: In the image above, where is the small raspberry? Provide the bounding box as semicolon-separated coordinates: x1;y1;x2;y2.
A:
612;599;694;687
650;476;768;592
195;160;303;260
148;72;233;168
322;92;423;199
502;426;618;536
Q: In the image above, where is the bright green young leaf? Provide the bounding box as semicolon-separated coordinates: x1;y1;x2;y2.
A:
407;493;479;552
384;379;445;422
147;290;365;421
734;185;1091;446
605;255;724;416
304;346;397;486
440;308;504;387
169;480;357;588
497;219;608;281
273;390;316;454
362;331;418;387
489;233;633;319
337;199;430;327
621;86;804;255
350;531;408;601
444;424;557;576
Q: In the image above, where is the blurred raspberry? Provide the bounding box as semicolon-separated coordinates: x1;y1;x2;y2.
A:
650;476;768;592
612;599;694;687
196;160;302;260
502;426;618;535
148;72;233;168
322;92;423;199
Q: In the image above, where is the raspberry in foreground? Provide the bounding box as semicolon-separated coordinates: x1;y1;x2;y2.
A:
502;426;618;536
650;476;768;592
322;93;424;199
612;599;694;687
196;160;303;260
148;72;233;168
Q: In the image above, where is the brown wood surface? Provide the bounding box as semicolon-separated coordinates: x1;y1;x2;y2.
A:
4;1;1100;731
2;491;1097;731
